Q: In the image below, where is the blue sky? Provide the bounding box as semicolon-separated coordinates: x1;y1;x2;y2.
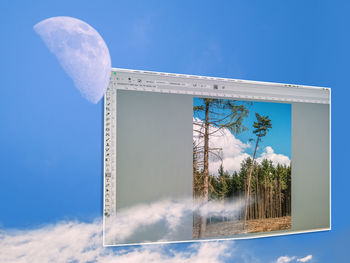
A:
0;0;349;262
193;98;291;159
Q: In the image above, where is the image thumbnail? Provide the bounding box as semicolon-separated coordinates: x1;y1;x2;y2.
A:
193;97;291;238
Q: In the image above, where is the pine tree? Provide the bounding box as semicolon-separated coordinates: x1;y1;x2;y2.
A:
244;113;272;228
218;164;228;201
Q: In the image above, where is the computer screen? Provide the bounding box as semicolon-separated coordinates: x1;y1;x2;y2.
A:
103;68;330;246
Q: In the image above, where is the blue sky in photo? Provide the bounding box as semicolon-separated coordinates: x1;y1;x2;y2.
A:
0;0;349;262
193;98;291;159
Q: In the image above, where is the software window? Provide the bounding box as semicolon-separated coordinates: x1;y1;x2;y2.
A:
103;69;330;246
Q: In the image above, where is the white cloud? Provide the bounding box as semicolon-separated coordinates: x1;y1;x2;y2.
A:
0;212;314;263
110;242;231;263
297;255;312;262
194;118;290;175
276;255;313;263
193;118;250;175
0;219;232;263
104;198;245;245
277;256;296;263
256;146;290;167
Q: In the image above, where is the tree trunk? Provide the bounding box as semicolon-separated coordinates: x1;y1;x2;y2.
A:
264;179;267;218
256;172;259;219
278;177;282;217
199;100;209;237
244;138;259;228
270;183;273;218
193;151;197;199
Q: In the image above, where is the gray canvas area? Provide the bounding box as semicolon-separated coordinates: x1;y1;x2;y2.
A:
112;90;330;244
115;90;193;243
291;102;330;231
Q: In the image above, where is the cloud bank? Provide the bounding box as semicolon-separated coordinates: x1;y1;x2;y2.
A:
0;220;231;263
0;218;314;263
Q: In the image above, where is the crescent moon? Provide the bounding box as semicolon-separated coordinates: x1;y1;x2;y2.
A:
34;16;111;103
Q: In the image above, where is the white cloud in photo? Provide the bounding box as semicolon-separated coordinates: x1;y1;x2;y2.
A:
194;118;290;175
256;146;290;167
193;118;250;175
207;125;251;175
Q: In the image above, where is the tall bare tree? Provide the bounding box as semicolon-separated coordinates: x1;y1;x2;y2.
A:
244;113;272;228
193;98;249;237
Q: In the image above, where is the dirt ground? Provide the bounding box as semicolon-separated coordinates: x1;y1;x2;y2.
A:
193;216;291;239
247;216;291;233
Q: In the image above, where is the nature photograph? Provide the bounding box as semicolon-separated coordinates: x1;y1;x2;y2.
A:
193;97;292;238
